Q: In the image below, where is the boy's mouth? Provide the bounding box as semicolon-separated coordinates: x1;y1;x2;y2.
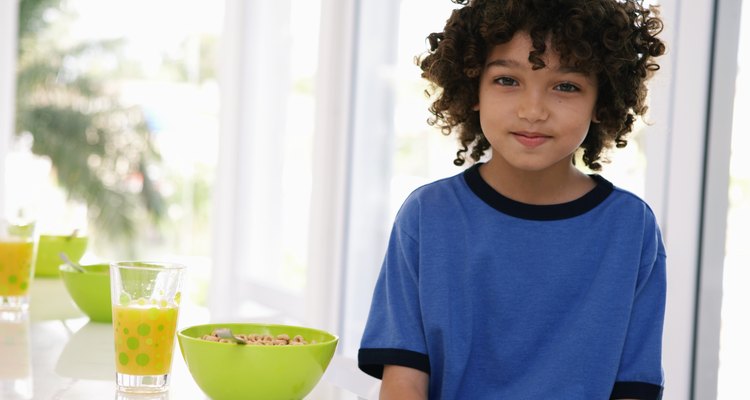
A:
511;131;551;147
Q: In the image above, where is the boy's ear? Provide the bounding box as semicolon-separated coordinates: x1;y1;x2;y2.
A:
591;109;600;123
473;103;480;111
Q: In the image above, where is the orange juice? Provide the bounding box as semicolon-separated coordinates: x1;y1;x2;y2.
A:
113;304;179;375
0;241;34;296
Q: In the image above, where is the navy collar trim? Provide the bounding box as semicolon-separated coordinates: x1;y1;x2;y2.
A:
463;163;614;221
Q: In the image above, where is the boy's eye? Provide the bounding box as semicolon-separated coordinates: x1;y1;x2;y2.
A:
554;82;580;92
494;77;518;86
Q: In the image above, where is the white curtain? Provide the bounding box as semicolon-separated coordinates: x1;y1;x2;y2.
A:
210;0;358;335
0;0;19;216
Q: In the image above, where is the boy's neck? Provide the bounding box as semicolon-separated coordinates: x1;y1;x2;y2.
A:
478;159;595;205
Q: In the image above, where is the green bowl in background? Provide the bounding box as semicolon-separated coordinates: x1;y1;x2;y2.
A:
178;323;338;400
35;234;88;277
59;263;112;323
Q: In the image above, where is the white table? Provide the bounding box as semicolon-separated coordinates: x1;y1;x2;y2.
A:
1;279;379;399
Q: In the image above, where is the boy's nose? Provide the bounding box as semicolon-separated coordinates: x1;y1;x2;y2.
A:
517;92;549;122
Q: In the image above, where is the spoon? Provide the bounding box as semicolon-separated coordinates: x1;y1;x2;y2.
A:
213;328;247;345
65;229;80;241
59;252;87;273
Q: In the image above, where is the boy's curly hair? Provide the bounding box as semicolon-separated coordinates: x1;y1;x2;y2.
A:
419;0;666;170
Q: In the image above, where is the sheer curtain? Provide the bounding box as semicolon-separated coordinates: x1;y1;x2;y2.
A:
0;0;19;216
209;0;349;332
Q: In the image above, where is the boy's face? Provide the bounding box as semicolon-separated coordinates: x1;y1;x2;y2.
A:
475;32;598;174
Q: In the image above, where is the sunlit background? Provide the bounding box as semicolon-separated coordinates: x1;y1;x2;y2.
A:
1;0;747;398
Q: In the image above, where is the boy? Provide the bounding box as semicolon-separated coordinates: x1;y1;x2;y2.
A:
358;0;667;399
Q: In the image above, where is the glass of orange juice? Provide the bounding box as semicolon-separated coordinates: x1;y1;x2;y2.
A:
0;218;37;313
110;261;185;394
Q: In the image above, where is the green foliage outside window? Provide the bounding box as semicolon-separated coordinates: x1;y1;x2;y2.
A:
16;0;165;250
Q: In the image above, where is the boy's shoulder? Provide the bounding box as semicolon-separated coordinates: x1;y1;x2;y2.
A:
415;169;467;192
403;168;469;204
604;178;658;214
393;168;471;220
599;177;663;234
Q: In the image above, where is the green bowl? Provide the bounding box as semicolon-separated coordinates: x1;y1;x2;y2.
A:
59;263;112;323
35;234;88;277
178;323;338;400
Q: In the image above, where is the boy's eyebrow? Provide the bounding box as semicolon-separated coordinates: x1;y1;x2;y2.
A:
485;58;588;75
485;58;522;69
557;65;588;74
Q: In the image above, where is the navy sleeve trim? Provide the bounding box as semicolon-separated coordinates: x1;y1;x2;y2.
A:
358;348;430;379
610;381;663;400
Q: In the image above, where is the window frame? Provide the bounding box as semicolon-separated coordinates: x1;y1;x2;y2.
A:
645;0;717;398
692;0;744;398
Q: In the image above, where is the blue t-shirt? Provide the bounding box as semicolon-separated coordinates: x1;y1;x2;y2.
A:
358;164;666;399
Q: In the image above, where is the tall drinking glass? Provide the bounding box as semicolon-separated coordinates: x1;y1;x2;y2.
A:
0;218;37;313
110;261;185;394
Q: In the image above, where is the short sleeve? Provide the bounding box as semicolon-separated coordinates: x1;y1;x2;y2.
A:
611;219;667;399
358;201;430;379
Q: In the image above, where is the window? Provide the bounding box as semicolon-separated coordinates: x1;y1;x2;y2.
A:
208;0;323;323
7;0;223;305
717;2;749;398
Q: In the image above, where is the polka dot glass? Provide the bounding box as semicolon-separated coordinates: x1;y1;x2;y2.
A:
113;305;178;375
0;218;37;313
110;261;185;394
